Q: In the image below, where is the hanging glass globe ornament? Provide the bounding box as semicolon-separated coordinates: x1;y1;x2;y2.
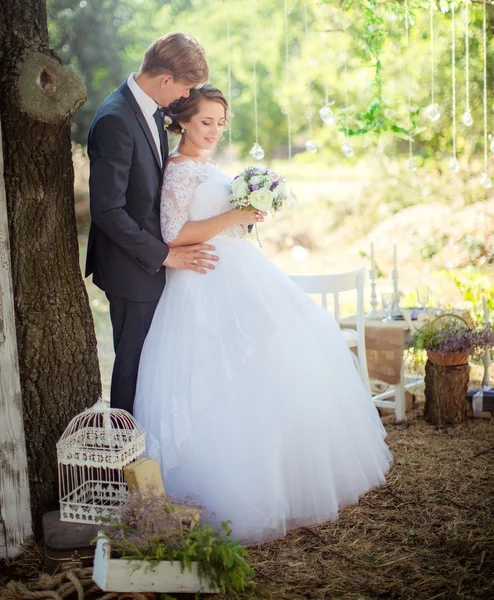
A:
423;103;441;122
462;110;474;127
341;142;354;158
407;158;418;172
305;139;318;154
439;0;449;13
249;143;265;161
479;173;492;189
449;157;460;172
319;105;335;125
489;134;494;153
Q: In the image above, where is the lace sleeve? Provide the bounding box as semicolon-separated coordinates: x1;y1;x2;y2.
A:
160;161;206;243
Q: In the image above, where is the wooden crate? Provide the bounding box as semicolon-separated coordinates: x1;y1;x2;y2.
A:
92;537;217;593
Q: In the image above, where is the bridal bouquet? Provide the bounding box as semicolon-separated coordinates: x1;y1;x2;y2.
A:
230;166;293;213
230;166;296;243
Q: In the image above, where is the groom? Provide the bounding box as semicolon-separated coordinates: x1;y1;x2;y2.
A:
85;33;218;415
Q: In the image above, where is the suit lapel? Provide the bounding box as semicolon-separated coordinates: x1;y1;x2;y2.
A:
135;111;162;169
120;82;163;170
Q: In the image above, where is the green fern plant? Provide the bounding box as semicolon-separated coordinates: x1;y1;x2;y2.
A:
95;489;255;597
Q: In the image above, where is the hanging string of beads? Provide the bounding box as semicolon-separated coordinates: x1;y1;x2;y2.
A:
479;0;492;188
405;0;417;171
462;0;473;127
319;11;335;126
248;0;264;160
283;0;292;161
341;56;354;158
226;0;233;160
423;1;441;122
303;0;317;153
450;0;460;172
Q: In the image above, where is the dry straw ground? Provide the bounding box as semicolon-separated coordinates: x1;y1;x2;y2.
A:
248;410;494;600
2;408;493;600
2;154;492;598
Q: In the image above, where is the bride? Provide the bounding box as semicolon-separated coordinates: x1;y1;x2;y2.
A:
134;84;392;544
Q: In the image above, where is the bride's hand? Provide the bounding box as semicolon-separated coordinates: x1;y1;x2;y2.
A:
229;208;266;226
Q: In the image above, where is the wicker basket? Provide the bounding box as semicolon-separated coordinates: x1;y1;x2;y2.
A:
426;350;469;366
425;314;471;367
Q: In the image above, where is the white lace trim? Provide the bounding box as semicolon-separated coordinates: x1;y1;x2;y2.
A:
160;160;219;243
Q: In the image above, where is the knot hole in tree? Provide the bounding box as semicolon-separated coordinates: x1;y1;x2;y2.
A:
39;68;57;96
18;52;87;124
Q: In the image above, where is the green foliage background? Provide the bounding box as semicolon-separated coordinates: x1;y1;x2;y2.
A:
48;0;494;166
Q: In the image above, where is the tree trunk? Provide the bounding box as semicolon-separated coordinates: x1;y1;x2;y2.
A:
424;361;469;427
0;1;101;537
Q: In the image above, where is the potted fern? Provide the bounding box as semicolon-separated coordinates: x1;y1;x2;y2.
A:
92;489;255;595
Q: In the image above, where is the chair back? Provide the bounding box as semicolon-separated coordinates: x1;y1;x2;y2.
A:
290;268;370;394
290;268;365;326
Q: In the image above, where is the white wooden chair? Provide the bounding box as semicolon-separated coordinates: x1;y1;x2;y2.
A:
290;268;371;397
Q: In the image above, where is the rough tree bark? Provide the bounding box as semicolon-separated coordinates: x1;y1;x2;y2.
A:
424;361;470;427
0;1;101;537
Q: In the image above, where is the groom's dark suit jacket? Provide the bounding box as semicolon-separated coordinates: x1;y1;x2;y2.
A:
85;81;169;302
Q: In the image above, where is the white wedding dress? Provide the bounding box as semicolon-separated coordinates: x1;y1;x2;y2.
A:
134;159;392;544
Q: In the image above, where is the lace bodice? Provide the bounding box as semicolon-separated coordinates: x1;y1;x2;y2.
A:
160;160;243;243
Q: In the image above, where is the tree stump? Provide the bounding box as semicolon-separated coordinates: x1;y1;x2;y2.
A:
424;361;470;426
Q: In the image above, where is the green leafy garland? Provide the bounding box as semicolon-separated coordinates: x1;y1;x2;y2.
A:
325;0;492;139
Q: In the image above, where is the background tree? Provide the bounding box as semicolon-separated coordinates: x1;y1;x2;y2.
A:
46;0;493;166
48;0;162;144
0;0;101;535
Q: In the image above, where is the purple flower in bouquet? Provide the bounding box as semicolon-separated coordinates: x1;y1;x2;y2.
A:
230;166;296;238
230;165;295;213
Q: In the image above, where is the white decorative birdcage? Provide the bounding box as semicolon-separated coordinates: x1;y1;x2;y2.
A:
57;399;145;523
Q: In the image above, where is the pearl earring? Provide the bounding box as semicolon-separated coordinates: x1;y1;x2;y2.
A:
181;127;185;133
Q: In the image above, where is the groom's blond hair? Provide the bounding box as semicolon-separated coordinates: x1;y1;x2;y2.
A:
140;33;208;86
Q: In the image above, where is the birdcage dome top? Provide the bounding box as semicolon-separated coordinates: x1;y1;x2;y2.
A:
56;399;146;467
58;398;145;441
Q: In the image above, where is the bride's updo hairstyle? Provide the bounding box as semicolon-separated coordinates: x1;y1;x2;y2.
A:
166;84;228;135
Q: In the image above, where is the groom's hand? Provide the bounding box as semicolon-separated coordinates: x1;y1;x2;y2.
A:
163;244;218;274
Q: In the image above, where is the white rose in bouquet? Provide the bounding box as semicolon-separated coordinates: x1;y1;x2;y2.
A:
230;165;297;246
232;176;249;199
249;188;273;212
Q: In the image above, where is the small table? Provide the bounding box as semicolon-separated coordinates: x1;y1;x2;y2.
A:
340;315;424;420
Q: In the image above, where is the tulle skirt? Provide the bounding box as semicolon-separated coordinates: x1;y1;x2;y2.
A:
134;238;392;543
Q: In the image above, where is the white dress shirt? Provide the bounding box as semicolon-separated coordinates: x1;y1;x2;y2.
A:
127;73;163;164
